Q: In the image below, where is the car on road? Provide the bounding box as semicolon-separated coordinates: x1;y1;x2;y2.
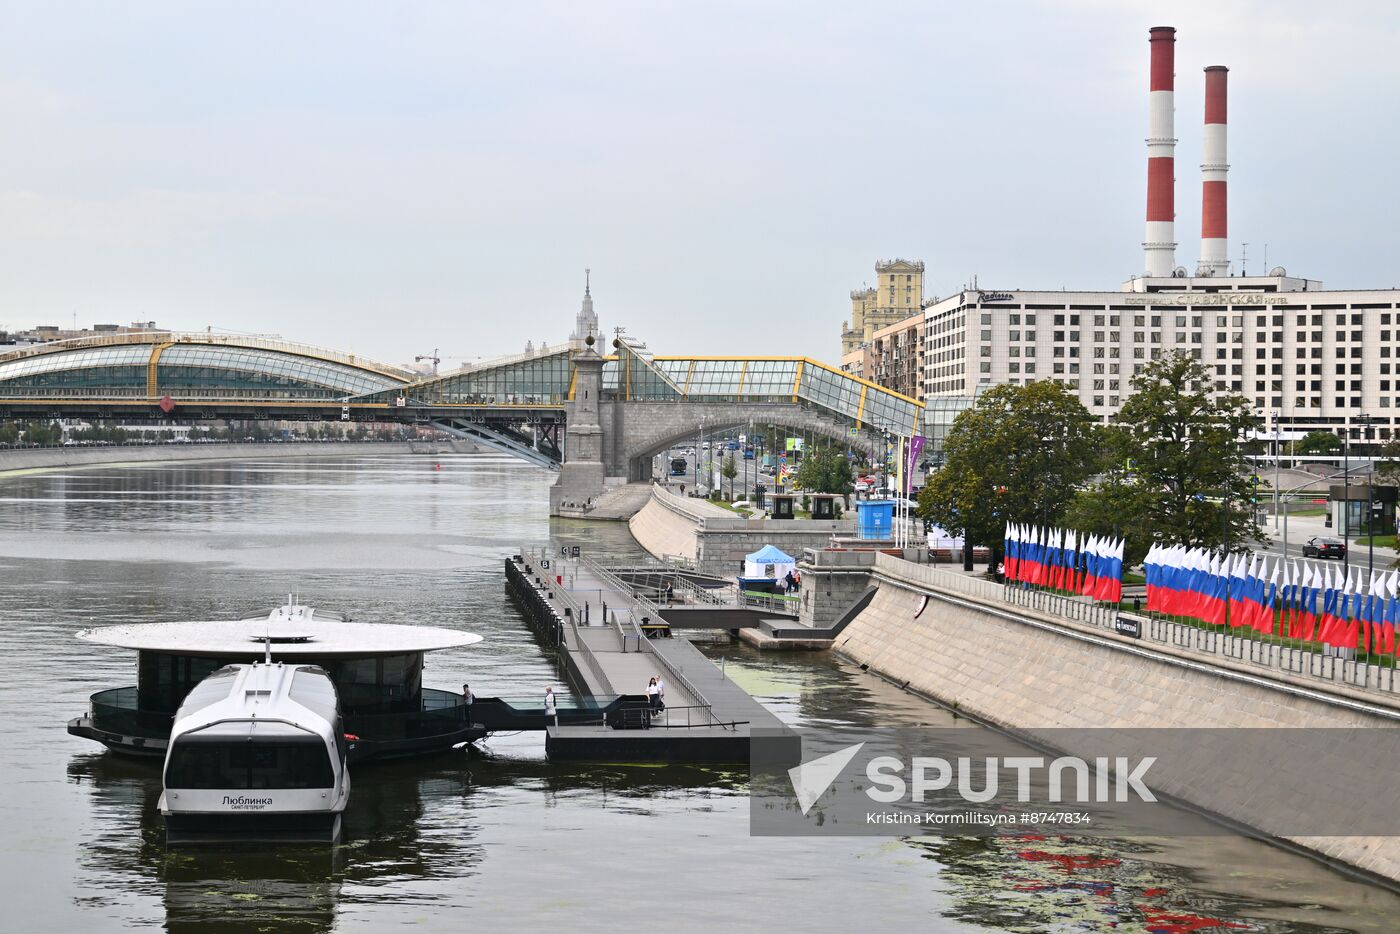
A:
1302;536;1347;559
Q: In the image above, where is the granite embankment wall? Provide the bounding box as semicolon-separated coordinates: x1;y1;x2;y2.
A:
628;485;854;575
838;553;1400;883
0;440;477;474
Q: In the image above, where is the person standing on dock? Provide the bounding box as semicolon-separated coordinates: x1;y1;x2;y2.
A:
544;686;557;725
462;683;473;725
655;676;666;712
646;677;660;711
664;580;674;606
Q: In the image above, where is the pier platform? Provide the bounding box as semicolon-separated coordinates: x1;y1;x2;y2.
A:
505;551;797;763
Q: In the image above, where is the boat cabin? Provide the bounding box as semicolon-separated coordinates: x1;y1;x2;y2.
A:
70;603;484;761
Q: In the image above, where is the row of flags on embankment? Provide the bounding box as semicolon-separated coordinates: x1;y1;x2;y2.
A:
1144;546;1400;653
1003;525;1126;604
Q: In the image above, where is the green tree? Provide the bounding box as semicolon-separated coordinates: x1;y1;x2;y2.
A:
1375;437;1400;488
1063;426;1156;567
1088;351;1264;553
793;444;854;503
722;453;738;499
22;420;62;445
917;381;1100;571
0;423;18;444
1294;430;1340;456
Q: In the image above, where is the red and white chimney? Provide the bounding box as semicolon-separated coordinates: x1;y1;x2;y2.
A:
1198;65;1230;276
1143;26;1177;278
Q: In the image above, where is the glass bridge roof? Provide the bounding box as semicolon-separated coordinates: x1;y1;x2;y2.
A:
362;343;923;435
0;332;931;438
0;333;411;399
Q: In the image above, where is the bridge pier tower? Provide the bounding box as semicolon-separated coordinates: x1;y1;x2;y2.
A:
550;337;608;516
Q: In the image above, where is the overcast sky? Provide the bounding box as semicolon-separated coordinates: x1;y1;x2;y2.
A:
2;1;1397;368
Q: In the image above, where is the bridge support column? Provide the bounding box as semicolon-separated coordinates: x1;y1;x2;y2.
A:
550;338;608;516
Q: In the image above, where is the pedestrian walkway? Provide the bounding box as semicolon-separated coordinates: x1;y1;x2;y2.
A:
506;550;794;762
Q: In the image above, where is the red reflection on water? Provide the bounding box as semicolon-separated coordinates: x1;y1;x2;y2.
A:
1137;909;1250;933
1015;850;1120;873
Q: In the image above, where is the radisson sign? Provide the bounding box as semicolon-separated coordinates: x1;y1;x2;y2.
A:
1123;293;1288;306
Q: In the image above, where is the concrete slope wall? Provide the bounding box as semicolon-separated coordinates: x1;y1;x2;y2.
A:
629;486;857;575
628;491;701;563
0;440;477;474
837;556;1400;883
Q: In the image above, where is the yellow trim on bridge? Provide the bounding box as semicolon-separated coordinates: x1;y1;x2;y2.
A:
0;397;575;412
0;331;417;384
147;342;173;398
857;385;867;423
650;355;923;409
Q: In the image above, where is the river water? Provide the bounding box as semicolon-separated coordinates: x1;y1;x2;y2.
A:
0;453;1396;933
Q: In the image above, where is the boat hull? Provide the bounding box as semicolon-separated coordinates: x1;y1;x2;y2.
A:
163;809;344;845
68;716;167;757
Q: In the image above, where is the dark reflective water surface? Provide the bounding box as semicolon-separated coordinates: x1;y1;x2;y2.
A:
1;454;1397;933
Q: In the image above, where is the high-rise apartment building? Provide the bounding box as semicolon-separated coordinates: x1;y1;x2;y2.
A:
867;313;924;402
840;259;925;356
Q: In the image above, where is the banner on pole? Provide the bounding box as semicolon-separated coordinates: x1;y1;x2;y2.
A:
906;436;926;490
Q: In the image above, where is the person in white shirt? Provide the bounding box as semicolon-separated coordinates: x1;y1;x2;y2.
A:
646;677;660;711
462;683;474;725
654;676;666;711
544;686;557;725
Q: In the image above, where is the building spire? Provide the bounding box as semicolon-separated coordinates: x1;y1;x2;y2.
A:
571;268;599;343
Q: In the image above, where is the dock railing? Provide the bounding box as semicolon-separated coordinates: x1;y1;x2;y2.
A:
524;547;616;695
634;636;735;730
739;589;801;615
645;704;744;729
674;575;727;606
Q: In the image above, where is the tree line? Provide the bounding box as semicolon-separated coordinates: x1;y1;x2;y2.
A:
916;351;1267;572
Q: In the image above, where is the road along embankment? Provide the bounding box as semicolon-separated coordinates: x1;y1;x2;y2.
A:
628;485;854;575
0;440;479;476
837;552;1400;885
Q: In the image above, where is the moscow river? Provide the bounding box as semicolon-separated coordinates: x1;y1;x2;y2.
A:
0;453;1397;933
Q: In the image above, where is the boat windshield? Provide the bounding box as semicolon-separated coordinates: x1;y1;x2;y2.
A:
165;736;335;790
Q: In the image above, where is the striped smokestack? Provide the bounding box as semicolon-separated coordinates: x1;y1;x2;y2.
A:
1143;26;1177;277
1198;65;1230;276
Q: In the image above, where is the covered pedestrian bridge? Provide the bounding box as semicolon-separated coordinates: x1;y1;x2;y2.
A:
0;331;945;502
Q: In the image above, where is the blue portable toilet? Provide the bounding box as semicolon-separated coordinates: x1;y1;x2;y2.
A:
856;499;894;540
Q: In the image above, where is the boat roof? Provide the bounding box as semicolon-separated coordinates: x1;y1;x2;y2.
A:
78;604;483;657
171;662;339;742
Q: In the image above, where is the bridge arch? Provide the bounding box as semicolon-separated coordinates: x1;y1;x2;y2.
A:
615;401;885;482
0;332;413;403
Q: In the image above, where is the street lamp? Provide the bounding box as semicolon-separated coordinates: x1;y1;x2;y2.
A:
1272;409;1281;532
695;416;705;495
747;419;754;503
1343;417;1351;573
1361;413;1375;575
1280;466;1349;560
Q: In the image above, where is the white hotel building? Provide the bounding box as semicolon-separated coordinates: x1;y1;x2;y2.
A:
922;274;1400;441
910;25;1400;445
